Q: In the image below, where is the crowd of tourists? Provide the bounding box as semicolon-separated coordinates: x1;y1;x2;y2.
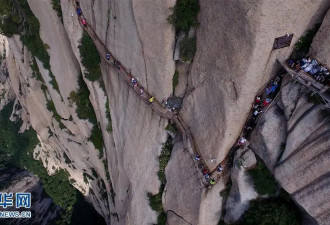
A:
193;154;223;186
288;57;330;84
239;73;283;146
192;72;285;187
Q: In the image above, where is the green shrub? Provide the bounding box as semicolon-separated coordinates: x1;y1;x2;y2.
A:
158;138;173;185
31;58;44;82
69;77;97;124
46;100;66;129
172;70;179;93
0;0;61;96
89;126;104;157
51;0;63;21
237;196;301;225
110;187;116;205
148;193;166;225
69;178;76;184
0;0;29;37
147;137;173;225
102;159;110;180
294;23;321;54
63;152;72;164
165;123;178;134
307;92;326;105
49;72;61;97
91;168;98;178
79;31;102;82
248;157;278;196
167;0;200;33
105;99;112;133
179;37;197;62
69;75;104;153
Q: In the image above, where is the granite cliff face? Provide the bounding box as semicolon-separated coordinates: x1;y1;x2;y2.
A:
1;0;330;225
181;0;330;169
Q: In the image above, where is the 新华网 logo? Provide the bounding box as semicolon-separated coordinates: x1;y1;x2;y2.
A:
0;192;31;209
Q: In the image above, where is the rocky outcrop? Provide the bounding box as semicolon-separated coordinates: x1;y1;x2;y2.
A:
311;10;330;67
2;0;330;225
250;75;330;224
250;10;330;224
224;149;258;224
0;36;15;110
181;0;330;170
0;168;60;225
2;0;177;224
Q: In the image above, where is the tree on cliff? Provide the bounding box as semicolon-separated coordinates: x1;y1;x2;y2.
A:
0;0;30;36
167;0;200;33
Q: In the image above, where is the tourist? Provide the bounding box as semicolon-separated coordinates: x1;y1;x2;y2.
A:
266;84;272;95
210;179;216;185
252;108;262;118
244;126;253;139
255;95;262;104
217;165;223;172
262;98;271;107
202;169;208;175
139;87;144;95
106;53;111;60
148;96;154;105
194;155;201;161
131;77;136;86
237;137;247;146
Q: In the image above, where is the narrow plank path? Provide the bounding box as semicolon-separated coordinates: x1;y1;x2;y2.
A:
72;2;330;187
72;1;218;186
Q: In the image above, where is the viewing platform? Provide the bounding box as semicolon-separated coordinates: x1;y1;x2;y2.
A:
277;59;330;103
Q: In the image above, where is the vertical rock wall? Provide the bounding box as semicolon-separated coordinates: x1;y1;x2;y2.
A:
182;0;330;170
2;0;330;224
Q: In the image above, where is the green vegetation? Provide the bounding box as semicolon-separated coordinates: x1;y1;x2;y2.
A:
172;70;179;93
89;126;104;158
0;0;61;95
165;123;178;134
179;37;197;62
109;180;116;206
148;137;173;225
307;92;326;105
91;168;98;178
105;99;112;133
102;159;110;180
69;75;104;155
0;102;105;225
167;0;200;33
157;138;173;185
79;30;102;82
294;23;321;55
276;143;286;163
46;99;66;129
148;193;167;225
49;72;61;96
31;58;44;82
63;152;72;164
248;157;278;196
51;0;63;22
83;172;94;183
30;58;65;129
236;194;301;225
